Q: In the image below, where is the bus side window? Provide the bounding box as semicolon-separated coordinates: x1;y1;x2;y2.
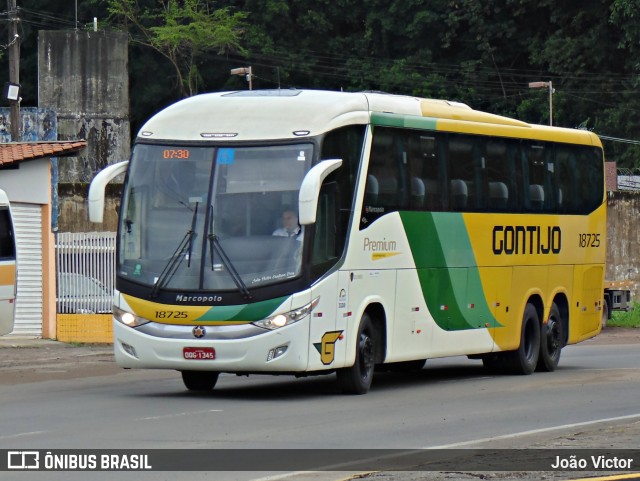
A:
578;146;605;213
485;140;514;211
370;133;399;207
450;179;468;210
523;142;549;212
320;124;366;239
555;147;574;213
410;177;425;209
448;135;479;211
361;129;404;227
406;132;444;211
547;144;603;215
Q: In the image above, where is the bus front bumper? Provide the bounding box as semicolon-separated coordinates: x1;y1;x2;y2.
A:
113;319;310;372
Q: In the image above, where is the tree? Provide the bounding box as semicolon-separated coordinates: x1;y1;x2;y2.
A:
107;0;247;97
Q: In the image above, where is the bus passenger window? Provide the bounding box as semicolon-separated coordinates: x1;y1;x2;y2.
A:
406;133;444;211
529;184;545;211
523;143;550;212
410;177;425;209
578;147;605;213
488;181;509;209
448;135;481;211
361;129;403;227
370;134;399;206
484;140;515;211
450;179;468;210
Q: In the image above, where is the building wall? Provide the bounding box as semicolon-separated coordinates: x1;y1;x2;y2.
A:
0;107;57;142
607;192;640;298
57;185;121;232
38;30;130;231
0;158;53;336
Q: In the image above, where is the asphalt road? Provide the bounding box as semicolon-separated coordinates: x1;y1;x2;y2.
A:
0;328;639;481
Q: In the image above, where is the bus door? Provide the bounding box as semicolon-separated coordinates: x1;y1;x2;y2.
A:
307;182;351;371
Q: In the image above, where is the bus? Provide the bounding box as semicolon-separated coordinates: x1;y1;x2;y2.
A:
0;188;17;335
89;89;607;394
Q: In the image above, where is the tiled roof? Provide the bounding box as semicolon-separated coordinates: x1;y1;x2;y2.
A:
0;141;87;166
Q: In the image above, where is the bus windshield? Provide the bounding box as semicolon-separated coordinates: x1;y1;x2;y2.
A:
118;143;313;293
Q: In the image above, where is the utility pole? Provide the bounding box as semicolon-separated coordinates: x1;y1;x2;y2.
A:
230;67;253;90
528;81;554;127
7;0;20;141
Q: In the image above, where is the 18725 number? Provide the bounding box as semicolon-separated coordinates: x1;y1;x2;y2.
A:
155;311;188;319
578;233;600;248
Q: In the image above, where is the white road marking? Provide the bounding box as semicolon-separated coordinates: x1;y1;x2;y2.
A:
0;430;49;440
248;413;640;481
137;409;222;421
427;412;640;448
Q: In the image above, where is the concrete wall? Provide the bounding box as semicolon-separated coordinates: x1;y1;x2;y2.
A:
38;30;129;232
57;185;121;233
606;191;640;299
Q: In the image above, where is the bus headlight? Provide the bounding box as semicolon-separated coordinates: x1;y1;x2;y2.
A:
253;297;319;330
113;305;150;327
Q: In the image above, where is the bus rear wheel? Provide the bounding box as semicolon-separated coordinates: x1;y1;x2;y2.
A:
504;303;540;375
537;303;563;372
181;371;219;391
337;313;376;394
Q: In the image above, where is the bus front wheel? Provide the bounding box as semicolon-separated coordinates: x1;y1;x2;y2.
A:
337;313;376;394
181;371;219;391
537;303;563;372
504;303;540;375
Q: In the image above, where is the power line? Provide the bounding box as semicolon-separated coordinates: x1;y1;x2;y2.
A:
599;135;640;146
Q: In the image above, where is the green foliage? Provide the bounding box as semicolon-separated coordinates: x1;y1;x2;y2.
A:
2;0;640;161
107;0;246;97
232;0;640;167
609;303;640;328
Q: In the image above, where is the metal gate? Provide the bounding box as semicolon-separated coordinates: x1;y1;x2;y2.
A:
55;232;116;315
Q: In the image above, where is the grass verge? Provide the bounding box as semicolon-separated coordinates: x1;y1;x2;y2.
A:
609;302;640;328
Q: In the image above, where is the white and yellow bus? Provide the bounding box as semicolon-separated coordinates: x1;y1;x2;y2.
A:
0;188;17;335
90;90;606;394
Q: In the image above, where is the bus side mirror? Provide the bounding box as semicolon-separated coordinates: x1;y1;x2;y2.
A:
298;158;342;225
88;161;129;223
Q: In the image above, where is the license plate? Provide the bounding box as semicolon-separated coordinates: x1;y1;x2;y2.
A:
183;347;216;360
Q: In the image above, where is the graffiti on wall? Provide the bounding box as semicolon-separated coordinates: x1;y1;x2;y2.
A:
0;107;57;142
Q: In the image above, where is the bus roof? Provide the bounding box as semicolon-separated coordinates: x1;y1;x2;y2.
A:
137;89;602;147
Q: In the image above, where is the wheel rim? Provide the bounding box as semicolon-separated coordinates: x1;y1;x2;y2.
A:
546;317;560;355
358;332;374;381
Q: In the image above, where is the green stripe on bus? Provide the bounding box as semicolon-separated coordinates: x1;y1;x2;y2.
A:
400;211;500;331
371;112;437;130
195;296;288;322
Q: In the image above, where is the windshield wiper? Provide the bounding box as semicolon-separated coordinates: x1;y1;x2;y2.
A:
207;218;252;300
186;202;199;268
150;202;199;297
